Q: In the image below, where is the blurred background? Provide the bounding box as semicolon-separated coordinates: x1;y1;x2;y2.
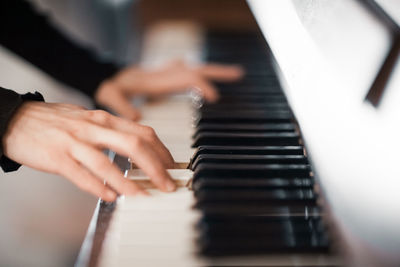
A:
0;0;253;266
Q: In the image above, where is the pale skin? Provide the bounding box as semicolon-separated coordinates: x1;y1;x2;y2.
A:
96;61;244;120
2;61;243;202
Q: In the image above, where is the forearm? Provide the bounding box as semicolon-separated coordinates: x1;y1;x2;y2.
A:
0;0;118;98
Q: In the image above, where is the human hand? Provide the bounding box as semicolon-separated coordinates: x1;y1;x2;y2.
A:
2;101;176;201
95;61;244;120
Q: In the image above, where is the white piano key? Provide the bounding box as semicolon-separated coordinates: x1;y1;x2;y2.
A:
97;22;205;267
114;222;196;234
115;234;195;246
170;152;196;163
136;94;195;163
128;168;192;182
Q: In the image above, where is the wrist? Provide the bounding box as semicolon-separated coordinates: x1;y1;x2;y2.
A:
0;91;44;172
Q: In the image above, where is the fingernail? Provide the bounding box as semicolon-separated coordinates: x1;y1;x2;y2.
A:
165;180;176;192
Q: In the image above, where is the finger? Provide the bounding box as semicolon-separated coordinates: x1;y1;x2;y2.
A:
192;77;220;102
110;123;175;169
99;89;141;121
60;159;118;202
69;143;149;196
166;59;186;68
126;138;176;192
70;126;176;192
197;64;244;81
84;112;174;168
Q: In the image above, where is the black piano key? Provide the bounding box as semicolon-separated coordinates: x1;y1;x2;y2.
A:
197;214;324;228
216;87;282;95
190;154;308;170
196;216;328;249
200;224;324;238
198;218;326;240
198;109;291;117
192;132;300;147
238;76;280;85
218;79;281;87
193;164;311;179
191;146;304;162
198;233;330;256
192;31;332;259
211;96;287;103
207;47;268;57
194;123;296;136
195;202;321;217
206;46;265;53
214;95;287;104
217;92;282;98
192;177;314;191
206;35;262;42
199;102;289;112
209;54;270;63
199;105;290;113
194;188;316;203
215;84;282;93
195;112;292;124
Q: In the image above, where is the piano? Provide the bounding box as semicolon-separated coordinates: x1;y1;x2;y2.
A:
76;1;400;266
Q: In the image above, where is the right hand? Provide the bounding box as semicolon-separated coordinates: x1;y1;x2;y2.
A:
1;101;176;201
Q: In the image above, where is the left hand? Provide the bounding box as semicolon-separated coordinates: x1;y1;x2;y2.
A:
94;61;244;120
2;102;176;201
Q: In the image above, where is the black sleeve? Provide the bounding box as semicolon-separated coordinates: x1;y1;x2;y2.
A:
0;87;44;172
0;0;119;98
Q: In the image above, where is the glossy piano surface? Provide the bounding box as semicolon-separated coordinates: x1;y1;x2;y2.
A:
248;0;400;266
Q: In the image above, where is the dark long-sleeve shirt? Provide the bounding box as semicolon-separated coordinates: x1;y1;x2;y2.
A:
0;0;119;171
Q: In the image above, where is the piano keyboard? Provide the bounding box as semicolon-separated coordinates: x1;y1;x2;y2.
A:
90;30;340;267
192;31;331;260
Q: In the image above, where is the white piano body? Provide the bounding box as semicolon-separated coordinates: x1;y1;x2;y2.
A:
249;0;400;265
77;1;400;266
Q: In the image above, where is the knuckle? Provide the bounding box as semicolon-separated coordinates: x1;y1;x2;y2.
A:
129;135;144;151
142;126;157;139
87;110;111;124
63;103;85;110
74;104;86;110
68;121;89;136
